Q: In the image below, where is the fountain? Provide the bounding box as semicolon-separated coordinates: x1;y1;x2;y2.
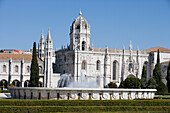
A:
9;73;157;100
58;73;98;88
57;74;73;87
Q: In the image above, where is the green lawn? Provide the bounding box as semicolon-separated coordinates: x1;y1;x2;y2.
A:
0;99;169;113
154;95;170;99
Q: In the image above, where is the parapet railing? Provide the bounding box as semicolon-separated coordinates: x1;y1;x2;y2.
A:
9;87;157;100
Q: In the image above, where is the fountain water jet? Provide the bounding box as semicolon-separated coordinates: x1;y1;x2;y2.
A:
57;72;98;88
57;74;73;87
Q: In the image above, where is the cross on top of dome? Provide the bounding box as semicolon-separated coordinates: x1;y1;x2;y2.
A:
79;10;82;16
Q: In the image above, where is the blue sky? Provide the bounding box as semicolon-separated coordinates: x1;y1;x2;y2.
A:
0;0;170;51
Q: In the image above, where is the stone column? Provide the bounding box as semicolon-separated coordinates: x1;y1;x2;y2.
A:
97;75;104;88
104;45;110;86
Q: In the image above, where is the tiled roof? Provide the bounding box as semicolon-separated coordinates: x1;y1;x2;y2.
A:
145;47;170;52
161;60;170;64
0;53;41;61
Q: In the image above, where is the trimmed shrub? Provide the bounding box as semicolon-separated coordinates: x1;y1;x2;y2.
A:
119;77;141;89
0;106;170;113
119;80;125;88
0;99;170;106
107;82;117;88
141;78;148;89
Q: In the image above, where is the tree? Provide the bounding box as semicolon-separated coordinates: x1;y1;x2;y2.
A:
147;78;157;89
119;80;125;88
29;42;39;87
157;82;168;93
166;62;170;93
141;65;147;88
119;77;141;89
107;82;117;88
153;49;167;93
141;65;147;79
153;49;162;85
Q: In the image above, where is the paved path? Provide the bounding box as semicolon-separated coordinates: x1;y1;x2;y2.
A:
0;93;11;99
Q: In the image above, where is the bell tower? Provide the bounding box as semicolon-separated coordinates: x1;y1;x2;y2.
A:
69;11;91;51
44;28;53;88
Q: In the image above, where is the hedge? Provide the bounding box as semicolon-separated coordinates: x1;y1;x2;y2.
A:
0;106;170;113
0;90;10;93
155;92;170;95
0;100;170;106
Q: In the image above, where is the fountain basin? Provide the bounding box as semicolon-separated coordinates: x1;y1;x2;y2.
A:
9;87;156;100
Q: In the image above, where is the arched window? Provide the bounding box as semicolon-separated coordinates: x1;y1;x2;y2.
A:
15;65;18;73
113;61;118;80
96;60;100;70
12;80;20;87
27;66;30;73
76;25;80;29
0;79;7;88
3;65;6;73
24;80;29;87
82;41;86;51
129;63;133;72
82;60;86;70
82;22;87;29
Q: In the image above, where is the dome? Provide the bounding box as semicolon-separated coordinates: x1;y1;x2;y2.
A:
70;11;89;33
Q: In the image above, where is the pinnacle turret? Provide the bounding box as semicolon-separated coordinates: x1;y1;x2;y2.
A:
40;30;44;42
129;40;132;50
46;28;51;41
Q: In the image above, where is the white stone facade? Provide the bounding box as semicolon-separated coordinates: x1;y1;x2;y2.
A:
55;12;170;87
0;56;44;87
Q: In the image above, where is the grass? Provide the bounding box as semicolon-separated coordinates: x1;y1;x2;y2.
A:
0;99;169;112
154;95;170;99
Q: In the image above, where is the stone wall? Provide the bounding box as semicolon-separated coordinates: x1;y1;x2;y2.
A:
9;87;156;100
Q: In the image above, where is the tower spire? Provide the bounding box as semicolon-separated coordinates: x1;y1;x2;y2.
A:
38;29;45;61
47;28;51;40
39;29;44;42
